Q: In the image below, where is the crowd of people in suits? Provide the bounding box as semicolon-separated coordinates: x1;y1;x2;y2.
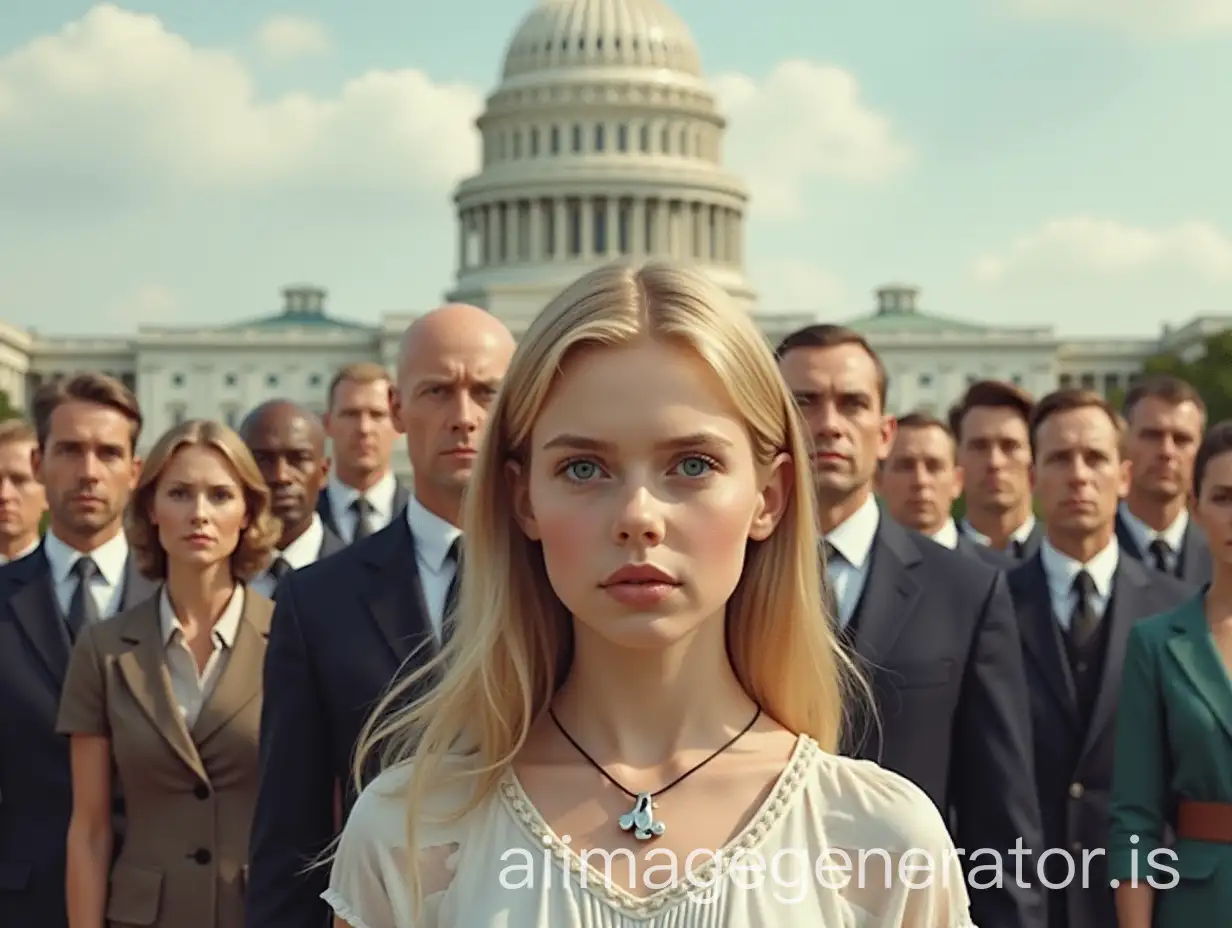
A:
0;257;1228;928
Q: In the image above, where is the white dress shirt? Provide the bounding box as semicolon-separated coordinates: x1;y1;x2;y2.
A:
42;529;129;620
1117;501;1188;569
327;471;398;543
822;493;881;629
1039;537;1118;632
405;496;461;638
249;513;325;598
159;584;245;729
927;519;960;550
0;537;39;565
961;513;1037;552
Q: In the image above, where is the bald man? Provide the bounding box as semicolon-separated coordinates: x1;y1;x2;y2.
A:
245;304;516;928
238;400;345;597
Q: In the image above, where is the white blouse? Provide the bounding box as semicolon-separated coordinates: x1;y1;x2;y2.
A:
324;735;977;927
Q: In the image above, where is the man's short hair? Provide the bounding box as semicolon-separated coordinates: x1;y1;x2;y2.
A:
1122;374;1206;424
327;362;391;410
774;324;887;408
1028;388;1124;458
30;373;142;452
0;419;36;447
947;380;1034;444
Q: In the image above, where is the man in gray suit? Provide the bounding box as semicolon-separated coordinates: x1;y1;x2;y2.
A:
0;372;156;928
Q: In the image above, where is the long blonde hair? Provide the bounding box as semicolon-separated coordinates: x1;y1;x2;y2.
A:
352;259;864;908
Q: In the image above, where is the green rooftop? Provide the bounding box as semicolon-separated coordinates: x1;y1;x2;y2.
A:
841;284;997;335
227;285;370;331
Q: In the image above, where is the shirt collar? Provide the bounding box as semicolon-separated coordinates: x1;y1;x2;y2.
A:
961;513;1036;548
1118;501;1188;555
404;495;461;573
1040;536;1119;600
276;512;324;569
159;584;245;648
43;529;129;587
329;470;397;521
823;493;880;568
928;519;959;550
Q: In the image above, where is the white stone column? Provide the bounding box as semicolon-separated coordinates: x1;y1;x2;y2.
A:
486;204;499;266
701;204;712;261
529;199;542;262
632;197;645;254
581;197;594;260
458;210;468;271
503;203;515;263
606;198;618;256
658;200;671;258
734;213;743;265
554;198;567;258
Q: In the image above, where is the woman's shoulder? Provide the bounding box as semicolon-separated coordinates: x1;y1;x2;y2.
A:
804;740;956;854
79;597;160;654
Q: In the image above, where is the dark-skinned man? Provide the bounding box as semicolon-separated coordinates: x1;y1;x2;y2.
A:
238;400;345;598
776;324;1045;928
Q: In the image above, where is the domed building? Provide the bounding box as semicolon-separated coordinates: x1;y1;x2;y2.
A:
445;0;757;323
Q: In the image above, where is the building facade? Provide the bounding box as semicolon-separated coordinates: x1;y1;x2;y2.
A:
2;0;1227;465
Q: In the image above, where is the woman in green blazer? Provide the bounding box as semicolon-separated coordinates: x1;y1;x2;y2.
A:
1108;420;1232;928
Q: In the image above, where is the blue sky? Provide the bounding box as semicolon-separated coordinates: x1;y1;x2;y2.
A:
0;0;1229;337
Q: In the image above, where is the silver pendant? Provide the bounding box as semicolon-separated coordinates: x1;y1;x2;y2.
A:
618;791;666;841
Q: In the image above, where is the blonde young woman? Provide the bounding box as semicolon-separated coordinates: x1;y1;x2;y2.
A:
323;261;974;927
57;419;280;928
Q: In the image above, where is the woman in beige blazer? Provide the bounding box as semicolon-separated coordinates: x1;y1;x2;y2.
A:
57;418;280;928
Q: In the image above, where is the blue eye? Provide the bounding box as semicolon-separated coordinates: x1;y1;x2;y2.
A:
566;460;600;481
676;456;713;477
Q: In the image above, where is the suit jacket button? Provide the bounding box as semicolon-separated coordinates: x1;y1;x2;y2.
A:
193;784;210;800
1069;782;1084;799
192;848;211;865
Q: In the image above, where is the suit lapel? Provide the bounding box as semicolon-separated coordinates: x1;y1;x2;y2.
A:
361;518;435;665
1020;521;1044;561
192;590;272;745
1079;558;1147;759
8;547;73;684
392;481;410;520
1114;512;1140;562
1014;555;1079;728
317;524;346;560
1165;597;1232;745
316;493;341;539
849;518;923;666
115;598;207;781
1179;520;1212;587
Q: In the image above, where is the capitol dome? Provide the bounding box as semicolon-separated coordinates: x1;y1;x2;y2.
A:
445;0;756;326
501;0;702;81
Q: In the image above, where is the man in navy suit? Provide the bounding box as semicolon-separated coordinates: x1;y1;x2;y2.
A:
245;305;516;928
949;380;1043;561
777;325;1045;928
0;372;155;928
1114;374;1211;589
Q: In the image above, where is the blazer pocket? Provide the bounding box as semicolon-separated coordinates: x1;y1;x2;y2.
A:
883;658;953;688
106;863;163;926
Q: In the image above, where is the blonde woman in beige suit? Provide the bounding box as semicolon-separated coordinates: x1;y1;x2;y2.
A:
57;418;280;928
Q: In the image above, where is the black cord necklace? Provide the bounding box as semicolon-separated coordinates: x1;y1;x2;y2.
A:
547;705;762;841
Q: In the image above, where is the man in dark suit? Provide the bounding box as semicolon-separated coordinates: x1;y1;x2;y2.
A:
245;304;516;928
1006;388;1192;928
950;380;1043;561
776;325;1046;928
239;399;345;598
0;419;46;565
318;361;410;542
0;372;155;928
876;410;1012;568
1114;374;1211;589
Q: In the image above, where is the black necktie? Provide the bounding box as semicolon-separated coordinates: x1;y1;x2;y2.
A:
66;557;100;639
1009;539;1024;559
350;498;373;541
1148;538;1173;575
441;537;463;642
1069;570;1099;647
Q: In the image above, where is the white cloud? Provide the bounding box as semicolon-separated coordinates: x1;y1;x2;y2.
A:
971;217;1232;334
254;15;331;62
974;217;1232;283
0;4;483;203
1004;0;1232;36
713;61;912;219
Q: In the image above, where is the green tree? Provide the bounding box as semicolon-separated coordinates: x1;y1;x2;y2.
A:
1121;331;1232;422
0;388;16;422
